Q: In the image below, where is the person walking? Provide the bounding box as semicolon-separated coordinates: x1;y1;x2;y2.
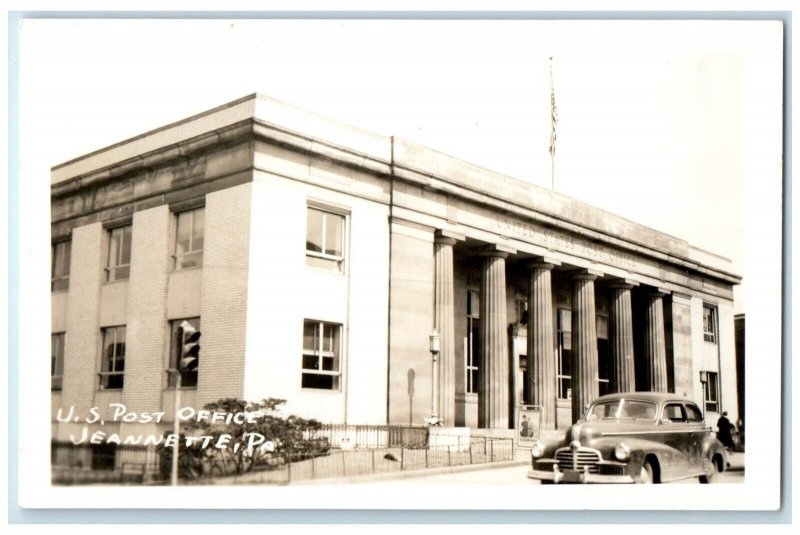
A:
716;411;735;450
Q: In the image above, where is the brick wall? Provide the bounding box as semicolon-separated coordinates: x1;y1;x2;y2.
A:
196;184;252;406
61;223;104;416
121;205;171;414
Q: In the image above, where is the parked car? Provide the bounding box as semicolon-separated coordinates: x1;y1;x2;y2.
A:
527;392;727;484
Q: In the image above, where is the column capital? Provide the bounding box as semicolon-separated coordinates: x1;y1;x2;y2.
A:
571;268;603;281
607;278;640;290
479;243;516;259
647;287;671;298
435;229;466;245
528;256;562;271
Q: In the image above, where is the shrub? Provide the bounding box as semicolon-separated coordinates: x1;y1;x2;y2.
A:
158;398;330;479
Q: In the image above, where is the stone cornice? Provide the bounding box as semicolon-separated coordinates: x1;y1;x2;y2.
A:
49;94;741;289
390;163;740;286
252;119;392;177
51;120;255;199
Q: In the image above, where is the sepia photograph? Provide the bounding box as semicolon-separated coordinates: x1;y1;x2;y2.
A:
11;13;784;515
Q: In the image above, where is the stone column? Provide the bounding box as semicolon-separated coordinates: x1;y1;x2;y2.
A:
478;245;514;429
571;270;601;423
609;280;637;393
644;290;669;392
527;258;560;429
433;230;463;426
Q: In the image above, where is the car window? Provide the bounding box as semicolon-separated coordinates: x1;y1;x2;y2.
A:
685;403;704;422
661;403;687;423
587;399;657;421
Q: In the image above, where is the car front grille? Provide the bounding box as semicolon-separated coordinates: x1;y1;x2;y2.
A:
555;448;602;473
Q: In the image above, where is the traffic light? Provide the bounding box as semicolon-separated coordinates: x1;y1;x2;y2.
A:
179;320;201;372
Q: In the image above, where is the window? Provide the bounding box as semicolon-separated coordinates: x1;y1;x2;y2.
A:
306;207;344;271
51;333;65;390
302;320;342;390
174;208;204;269
703;371;720;413
99;326;126;389
466;291;481;394
51;241;71;291
515;299;528;326
596;314;611;396
703;305;717;343
685;403;704;423
661;403;687;424
168;318;200;388
557;308;572;400
106;225;132;281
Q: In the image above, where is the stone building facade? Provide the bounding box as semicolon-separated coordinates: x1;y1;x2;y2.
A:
51;94;741;445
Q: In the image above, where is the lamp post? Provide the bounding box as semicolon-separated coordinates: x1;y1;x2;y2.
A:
425;329;442;426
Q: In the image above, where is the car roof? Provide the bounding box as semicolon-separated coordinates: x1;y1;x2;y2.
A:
592;392;700;405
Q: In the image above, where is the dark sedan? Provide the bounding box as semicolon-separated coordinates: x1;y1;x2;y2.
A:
527;392;728;484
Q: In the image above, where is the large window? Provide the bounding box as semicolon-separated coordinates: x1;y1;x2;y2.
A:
703;305;717;344
106;225;132;281
51;241;71;291
702;371;720;413
305;207;345;271
466;291;481;394
557;308;572;400
99;326;126;389
168;318;201;388
51;333;65;391
596;313;611;396
302;320;342;390
174;208;205;269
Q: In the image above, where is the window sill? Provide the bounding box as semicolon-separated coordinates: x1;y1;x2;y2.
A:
172;265;203;273
300;387;343;394
305;263;345;276
102;279;130;285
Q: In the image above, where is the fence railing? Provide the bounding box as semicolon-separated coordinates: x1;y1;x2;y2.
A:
236;435;515;484
51;430;514;485
309;423;429;449
51;441;163;485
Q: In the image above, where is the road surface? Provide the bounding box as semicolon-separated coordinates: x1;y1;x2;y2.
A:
368;462;744;485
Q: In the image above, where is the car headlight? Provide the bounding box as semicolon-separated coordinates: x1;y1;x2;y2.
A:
614;442;631;461
531;442;546;459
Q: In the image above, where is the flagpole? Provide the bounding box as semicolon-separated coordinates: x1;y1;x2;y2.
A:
549;56;557;192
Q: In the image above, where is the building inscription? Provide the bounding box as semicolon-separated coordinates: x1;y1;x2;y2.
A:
496;215;638;270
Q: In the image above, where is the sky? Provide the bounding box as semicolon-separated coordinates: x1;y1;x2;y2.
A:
19;19;784;314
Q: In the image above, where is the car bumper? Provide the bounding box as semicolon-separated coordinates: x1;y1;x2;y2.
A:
527;465;635;484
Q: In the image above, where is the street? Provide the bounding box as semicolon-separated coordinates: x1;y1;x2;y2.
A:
368;459;744;485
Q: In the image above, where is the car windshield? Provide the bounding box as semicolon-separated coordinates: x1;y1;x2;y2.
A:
586;399;658;421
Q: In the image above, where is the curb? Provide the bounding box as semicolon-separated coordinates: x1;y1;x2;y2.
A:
292;459;529;485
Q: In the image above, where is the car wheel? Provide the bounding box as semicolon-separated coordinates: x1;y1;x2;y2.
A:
700;456;720;484
637;460;655;484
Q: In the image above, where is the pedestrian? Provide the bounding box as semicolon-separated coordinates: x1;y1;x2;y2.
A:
716;411;735;450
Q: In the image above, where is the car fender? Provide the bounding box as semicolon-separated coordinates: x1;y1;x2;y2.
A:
589;436;674;474
700;435;728;471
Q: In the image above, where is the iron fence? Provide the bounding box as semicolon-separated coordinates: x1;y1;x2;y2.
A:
51;430;514;485
308;424;429;449
51;441;163;485
238;435;515;484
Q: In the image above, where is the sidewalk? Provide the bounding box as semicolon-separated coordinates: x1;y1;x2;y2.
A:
727;450;745;472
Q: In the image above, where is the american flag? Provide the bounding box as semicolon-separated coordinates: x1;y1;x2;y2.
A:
549;60;558;157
